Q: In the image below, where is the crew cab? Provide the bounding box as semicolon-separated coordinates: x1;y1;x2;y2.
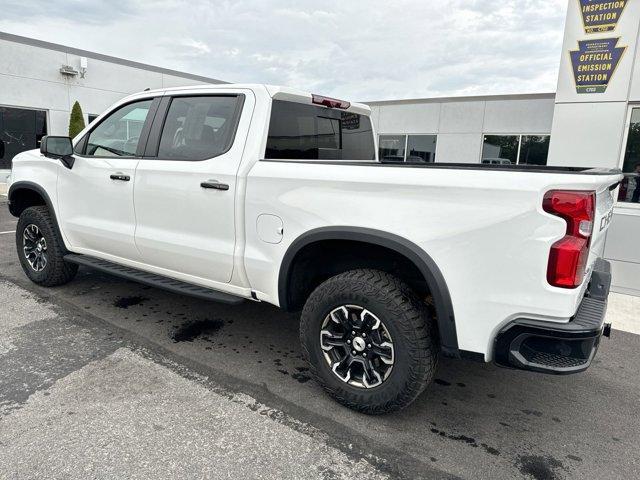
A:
6;84;622;414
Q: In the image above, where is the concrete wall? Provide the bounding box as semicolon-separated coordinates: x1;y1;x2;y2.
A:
547;1;640;296
368;94;556;163
0;31;224;176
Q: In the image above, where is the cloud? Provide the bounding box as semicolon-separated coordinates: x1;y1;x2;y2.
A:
1;0;139;24
0;0;568;100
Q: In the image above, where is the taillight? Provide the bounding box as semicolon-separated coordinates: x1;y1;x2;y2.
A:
312;94;351;109
543;190;595;288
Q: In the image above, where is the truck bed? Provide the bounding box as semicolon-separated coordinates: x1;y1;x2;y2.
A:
262;159;622;176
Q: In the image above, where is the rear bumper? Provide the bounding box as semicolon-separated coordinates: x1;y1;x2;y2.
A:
494;258;611;375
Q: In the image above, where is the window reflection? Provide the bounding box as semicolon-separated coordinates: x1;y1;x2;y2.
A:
379;134;437;163
85;100;152;157
481;134;549;166
158;96;242;161
379;135;406;163
519;135;550;166
482;135;518;164
0;106;47;169
619;109;640;203
265;101;375;160
406;135;437;163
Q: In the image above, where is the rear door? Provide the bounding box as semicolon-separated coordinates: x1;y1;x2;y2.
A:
133;90;253;284
58;97;158;260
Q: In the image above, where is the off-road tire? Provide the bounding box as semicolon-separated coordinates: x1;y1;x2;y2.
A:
16;206;78;286
300;269;438;414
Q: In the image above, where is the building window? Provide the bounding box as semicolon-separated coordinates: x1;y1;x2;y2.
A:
379;134;437;163
481;135;519;164
88;114;99;124
618;108;640;203
379;135;406;163
0;106;48;170
481;134;549;165
406;135;437;163
519;136;550;166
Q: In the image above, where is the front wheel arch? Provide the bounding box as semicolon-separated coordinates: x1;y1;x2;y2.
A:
9;181;69;253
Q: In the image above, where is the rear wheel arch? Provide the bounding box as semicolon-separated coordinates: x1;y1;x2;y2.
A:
278;227;459;355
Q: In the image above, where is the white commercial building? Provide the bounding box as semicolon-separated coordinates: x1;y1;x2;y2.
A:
368;93;555;167
0;0;639;301
0;31;223;178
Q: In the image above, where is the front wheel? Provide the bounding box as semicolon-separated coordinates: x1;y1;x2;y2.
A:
16;206;78;287
300;269;438;414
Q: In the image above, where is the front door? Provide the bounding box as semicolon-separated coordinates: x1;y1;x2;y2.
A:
57;98;157;261
134;91;252;284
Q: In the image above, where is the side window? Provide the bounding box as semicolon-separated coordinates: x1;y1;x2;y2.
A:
265;100;375;160
157;95;243;161
84;100;153;157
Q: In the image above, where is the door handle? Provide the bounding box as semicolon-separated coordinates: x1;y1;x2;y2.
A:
110;173;130;181
201;181;229;191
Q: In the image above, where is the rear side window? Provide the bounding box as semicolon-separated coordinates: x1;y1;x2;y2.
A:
157;95;243;161
265;100;375;160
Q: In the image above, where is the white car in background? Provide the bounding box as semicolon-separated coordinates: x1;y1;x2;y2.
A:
482;158;513;165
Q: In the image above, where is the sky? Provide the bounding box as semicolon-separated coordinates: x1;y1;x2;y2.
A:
1;0;569;101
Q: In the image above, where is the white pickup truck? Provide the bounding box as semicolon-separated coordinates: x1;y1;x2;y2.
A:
7;84;622;414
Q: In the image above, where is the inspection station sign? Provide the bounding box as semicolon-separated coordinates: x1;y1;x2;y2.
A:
570;37;626;93
579;0;629;33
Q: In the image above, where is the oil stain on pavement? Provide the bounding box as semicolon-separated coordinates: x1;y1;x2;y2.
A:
171;319;224;342
516;454;565;480
113;296;148;309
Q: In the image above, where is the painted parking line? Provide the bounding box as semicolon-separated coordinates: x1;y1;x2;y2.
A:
0;230;16;235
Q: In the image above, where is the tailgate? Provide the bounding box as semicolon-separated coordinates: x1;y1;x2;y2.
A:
586;179;617;272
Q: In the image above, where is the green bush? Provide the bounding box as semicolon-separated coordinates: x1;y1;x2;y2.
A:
68;101;86;138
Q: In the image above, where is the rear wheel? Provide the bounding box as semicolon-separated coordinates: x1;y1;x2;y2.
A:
300;269;437;414
16;206;78;286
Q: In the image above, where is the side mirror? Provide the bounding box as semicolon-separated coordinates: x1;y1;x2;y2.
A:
40;136;75;169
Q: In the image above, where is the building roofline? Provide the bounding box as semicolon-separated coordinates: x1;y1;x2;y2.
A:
363;92;556;106
0;31;227;85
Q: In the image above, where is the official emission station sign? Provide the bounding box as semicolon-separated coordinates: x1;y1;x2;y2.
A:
570;38;626;93
570;0;630;93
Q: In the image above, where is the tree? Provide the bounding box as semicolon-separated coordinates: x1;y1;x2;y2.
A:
68;101;86;138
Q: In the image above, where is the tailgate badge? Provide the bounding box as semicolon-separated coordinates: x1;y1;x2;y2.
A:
600;210;614;231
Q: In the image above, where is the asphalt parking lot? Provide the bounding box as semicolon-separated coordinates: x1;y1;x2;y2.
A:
0;196;638;480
